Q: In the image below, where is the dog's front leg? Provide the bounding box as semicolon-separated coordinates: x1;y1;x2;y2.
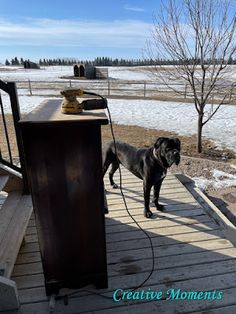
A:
153;179;164;211
143;180;153;218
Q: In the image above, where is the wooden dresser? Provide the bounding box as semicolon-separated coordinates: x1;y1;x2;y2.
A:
19;99;108;295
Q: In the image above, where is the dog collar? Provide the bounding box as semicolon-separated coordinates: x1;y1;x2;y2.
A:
153;148;158;160
153;148;165;168
153;148;166;169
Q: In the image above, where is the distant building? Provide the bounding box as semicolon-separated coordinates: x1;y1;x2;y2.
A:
73;64;108;79
73;64;94;78
24;61;40;69
95;67;108;79
74;64;85;77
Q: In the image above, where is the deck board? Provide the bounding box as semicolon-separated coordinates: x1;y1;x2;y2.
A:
6;169;236;313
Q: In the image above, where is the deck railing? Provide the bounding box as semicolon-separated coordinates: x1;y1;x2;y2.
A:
0;80;29;193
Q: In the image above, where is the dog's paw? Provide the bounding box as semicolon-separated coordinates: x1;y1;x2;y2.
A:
112;184;119;189
155;203;165;211
144;210;153;219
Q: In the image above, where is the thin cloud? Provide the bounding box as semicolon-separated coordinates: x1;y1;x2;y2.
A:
124;4;145;12
0;18;151;48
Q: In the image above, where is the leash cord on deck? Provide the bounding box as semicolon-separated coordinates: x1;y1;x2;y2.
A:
105;104;155;291
55;95;155;304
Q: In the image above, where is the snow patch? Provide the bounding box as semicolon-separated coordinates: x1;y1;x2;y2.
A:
0;93;46;113
193;170;236;190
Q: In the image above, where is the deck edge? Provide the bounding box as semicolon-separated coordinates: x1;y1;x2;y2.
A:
175;173;236;247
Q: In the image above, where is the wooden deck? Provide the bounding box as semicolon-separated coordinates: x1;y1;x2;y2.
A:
7;169;236;313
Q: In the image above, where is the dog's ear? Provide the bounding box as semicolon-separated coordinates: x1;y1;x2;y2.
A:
173;138;181;149
154;137;167;149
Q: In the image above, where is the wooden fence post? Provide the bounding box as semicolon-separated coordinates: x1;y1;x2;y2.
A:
108;80;110;96
28;80;32;96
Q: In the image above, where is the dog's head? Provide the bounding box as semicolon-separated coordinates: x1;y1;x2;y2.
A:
154;137;181;167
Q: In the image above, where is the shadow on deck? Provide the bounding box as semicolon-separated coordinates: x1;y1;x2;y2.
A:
7;170;236;314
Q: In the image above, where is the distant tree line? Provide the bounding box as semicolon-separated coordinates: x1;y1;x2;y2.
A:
5;57;28;66
5;56;156;67
5;56;236;67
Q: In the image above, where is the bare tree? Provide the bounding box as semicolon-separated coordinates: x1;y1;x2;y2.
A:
147;0;236;153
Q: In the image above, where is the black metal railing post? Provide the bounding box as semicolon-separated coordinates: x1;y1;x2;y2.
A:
7;82;29;193
0;80;29;193
0;92;14;164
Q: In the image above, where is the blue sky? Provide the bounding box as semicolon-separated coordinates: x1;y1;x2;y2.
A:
0;0;163;62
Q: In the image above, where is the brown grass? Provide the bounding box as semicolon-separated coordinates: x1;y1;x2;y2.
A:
1;114;235;163
101;124;235;162
0;114;18;160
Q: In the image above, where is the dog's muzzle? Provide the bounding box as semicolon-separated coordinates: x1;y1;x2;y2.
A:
174;151;180;165
167;150;180;166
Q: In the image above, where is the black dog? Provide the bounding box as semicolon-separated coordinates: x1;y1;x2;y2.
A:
103;137;181;218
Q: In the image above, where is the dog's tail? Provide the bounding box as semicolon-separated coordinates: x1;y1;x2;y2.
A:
102;141;118;176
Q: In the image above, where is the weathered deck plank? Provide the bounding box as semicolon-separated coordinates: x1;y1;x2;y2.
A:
6;170;236;313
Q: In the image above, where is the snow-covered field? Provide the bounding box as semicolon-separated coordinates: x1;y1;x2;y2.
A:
0;66;72;82
0;65;154;82
109;66;154;81
1;64;236;82
0;65;153;82
109;65;236;83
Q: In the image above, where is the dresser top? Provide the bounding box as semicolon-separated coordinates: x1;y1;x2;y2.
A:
19;99;109;126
